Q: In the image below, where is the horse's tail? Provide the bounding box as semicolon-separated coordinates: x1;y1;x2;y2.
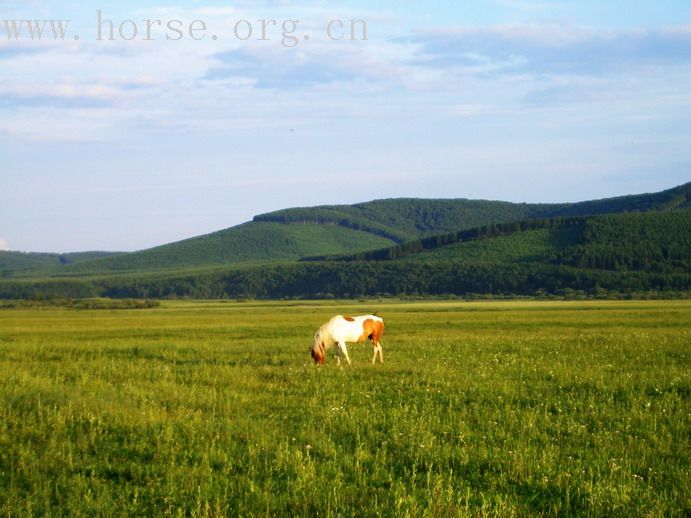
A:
362;318;385;345
311;336;326;364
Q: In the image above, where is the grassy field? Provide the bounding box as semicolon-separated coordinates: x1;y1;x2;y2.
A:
0;300;688;516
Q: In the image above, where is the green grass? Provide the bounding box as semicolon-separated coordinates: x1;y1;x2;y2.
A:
0;300;689;516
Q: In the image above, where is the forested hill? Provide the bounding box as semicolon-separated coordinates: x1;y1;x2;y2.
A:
538;181;691;217
307;212;690;275
254;182;691;241
253;199;559;243
1;209;688;300
0;251;122;277
1;181;689;279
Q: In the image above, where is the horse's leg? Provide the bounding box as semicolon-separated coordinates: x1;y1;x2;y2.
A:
372;341;383;364
369;324;385;364
338;341;351;365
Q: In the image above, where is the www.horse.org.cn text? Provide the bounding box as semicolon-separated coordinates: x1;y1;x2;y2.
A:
1;11;369;48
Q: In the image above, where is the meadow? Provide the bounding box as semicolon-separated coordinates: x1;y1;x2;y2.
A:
0;300;688;516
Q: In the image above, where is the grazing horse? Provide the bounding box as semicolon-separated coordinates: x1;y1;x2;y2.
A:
311;314;385;365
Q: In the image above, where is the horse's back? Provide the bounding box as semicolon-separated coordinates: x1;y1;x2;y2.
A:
334;314;382;324
328;314;383;343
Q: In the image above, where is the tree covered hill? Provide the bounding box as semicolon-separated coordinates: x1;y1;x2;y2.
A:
306;211;690;274
1;209;688;300
538;181;691;217
253;198;560;243
0;251;122;278
44;222;396;276
1;181;689;281
255;181;690;239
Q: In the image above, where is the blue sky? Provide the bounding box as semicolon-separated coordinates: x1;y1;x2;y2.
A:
1;1;690;252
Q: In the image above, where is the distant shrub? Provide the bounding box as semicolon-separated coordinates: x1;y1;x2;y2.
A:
72;299;160;310
0;298;160;310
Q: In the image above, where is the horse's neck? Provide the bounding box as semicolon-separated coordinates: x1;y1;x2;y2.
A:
318;327;334;345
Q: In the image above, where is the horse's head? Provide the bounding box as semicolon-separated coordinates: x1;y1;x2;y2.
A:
311;333;326;364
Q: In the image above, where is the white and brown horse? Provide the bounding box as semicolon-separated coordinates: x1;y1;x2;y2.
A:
311;314;385;365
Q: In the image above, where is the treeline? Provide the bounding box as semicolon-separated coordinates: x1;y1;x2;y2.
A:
0;261;688;300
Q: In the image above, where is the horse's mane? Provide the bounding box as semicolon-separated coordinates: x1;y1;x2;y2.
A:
314;321;331;343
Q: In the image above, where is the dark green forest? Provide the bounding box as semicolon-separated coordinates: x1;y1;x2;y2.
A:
1;257;687;301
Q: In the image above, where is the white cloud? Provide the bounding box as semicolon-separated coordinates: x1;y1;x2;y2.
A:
411;23;691;77
0;2;418;142
0;82;129;104
452;104;495;117
0;238;9;251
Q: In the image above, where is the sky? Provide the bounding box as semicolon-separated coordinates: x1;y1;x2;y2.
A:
1;1;690;252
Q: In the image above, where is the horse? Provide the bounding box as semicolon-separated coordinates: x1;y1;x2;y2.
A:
311;314;385;365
